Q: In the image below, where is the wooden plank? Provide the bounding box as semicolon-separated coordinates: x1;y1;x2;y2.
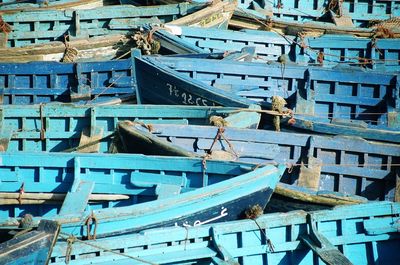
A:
329;11;355;27
59;180;94;216
77;127;104;153
301;214;353;265
298;157;322;191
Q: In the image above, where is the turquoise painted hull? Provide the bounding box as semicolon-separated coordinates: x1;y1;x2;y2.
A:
0;104;260;152
152;25;400;72
0;3;205;48
47;201;400;264
0;152;284;239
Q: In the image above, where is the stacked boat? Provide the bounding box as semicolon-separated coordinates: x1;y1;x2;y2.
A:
0;0;399;264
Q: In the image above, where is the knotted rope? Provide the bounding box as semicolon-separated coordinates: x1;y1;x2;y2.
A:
0;16;11;34
132;29;161;55
327;0;344;17
209;115;228;127
17;182;25;205
271;96;287;131
61;35;79;63
65;235;76;265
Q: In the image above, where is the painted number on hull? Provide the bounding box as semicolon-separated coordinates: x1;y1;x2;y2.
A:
167;83;215;106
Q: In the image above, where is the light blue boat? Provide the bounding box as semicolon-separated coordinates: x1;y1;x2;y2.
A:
231;4;400;38
236;0;400;26
0;0;105;13
152;25;400;72
0;152;285;239
0;2;207;48
0;103;260;152
46;201;400;264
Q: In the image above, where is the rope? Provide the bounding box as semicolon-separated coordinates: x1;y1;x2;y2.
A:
252;218;275;253
0;16;11;34
271;96;287;131
202;154;210;175
59;232;159;265
132;29;161;55
18;213;33;229
317;51;324;65
17;182;25;205
65;235;75;265
207;127;238;158
61;35;79;63
84;73;126;104
209;116;229;127
115;49;131;60
327;0;344;17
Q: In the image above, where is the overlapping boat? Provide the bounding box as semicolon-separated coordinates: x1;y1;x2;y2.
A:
0;152;285;239
116;122;400;204
138;54;400;142
27;201;400;264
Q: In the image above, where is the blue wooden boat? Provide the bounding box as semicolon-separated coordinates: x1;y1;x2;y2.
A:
0;220;60;265
0;57;138;104
295;34;400;72
0;152;285;239
46;201;400;264
152;25;294;61
0;34;132;62
0;104;260;152
231;5;400;38
142;0;400;37
0;0;104;13
0;2;213;48
152;25;400;72
166;0;236;29
283;67;400;143
236;0;400;26
116;122;400;203
142;55;400;142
